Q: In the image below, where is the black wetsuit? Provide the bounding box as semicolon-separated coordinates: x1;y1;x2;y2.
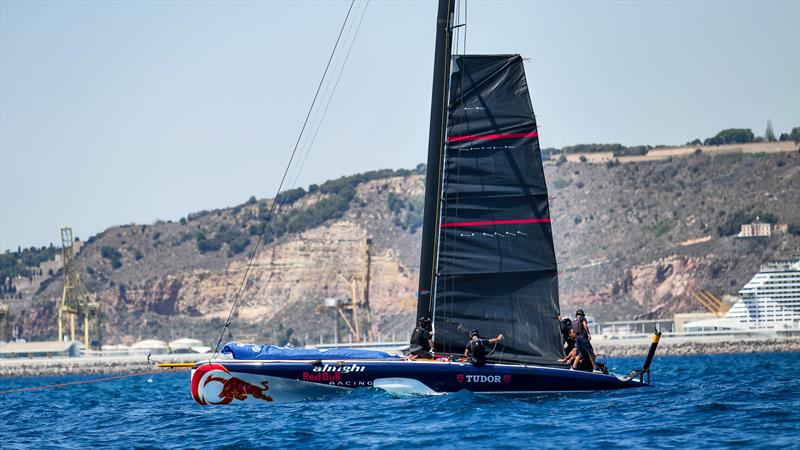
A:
409;326;433;357
560;318;575;354
573;316;595;371
574;342;595;372
466;338;491;367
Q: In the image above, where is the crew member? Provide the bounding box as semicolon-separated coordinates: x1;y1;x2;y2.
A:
409;316;435;359
464;329;504;367
559;328;578;365
559;315;575;355
572;309;598;372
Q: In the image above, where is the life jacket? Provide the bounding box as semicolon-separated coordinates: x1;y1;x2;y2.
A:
468;339;488;366
409;327;431;353
572;317;587;337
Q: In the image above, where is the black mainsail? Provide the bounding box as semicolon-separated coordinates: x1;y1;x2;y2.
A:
417;54;562;365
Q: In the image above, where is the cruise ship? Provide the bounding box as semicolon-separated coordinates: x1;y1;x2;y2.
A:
685;259;800;332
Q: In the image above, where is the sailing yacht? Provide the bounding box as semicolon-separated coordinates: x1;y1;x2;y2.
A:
178;0;660;404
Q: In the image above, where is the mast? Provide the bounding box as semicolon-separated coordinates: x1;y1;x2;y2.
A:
417;0;454;318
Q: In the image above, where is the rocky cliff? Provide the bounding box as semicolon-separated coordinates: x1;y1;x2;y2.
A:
6;151;800;345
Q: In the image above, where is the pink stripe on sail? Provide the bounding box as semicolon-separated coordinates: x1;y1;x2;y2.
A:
446;131;539;143
441;218;551;228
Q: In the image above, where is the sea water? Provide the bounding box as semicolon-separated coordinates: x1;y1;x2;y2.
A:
1;352;798;449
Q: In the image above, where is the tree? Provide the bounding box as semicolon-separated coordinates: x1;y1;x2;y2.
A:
704;128;754;146
790;127;800;143
764;120;776;142
100;246;121;260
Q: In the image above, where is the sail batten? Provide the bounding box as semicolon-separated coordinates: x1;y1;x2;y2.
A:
447;131;539;143
431;54;562;365
441;218;550;228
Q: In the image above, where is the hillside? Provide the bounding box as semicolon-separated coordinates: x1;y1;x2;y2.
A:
3;150;800;345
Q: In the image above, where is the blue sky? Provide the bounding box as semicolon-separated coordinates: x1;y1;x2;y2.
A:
1;0;798;250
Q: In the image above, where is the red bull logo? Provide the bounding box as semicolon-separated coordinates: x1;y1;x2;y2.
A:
191;364;274;405
302;371;341;382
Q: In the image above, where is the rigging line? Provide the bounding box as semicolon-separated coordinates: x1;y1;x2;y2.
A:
0;370;172;395
289;1;361;182
445;1;470;342
213;0;358;356
454;0;461;56
289;0;369;192
464;0;467;54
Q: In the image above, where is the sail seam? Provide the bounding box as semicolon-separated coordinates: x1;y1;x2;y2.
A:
441;218;550;227
447;131;539;142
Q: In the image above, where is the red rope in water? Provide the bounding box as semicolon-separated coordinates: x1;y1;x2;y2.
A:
0;369;182;395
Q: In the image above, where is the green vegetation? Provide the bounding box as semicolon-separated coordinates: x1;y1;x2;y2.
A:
100;246;121;260
780;126;799;142
717;210;779;237
0;245;58;284
196;234;222;253
387;195;424;233
552;179;572;189
703;128;754;146
195;225;251;255
101;246;123;270
387;192;404;213
275;187;307;205
243;166;428;247
764;120;776;142
542;143;650;157
789;223;800;236
650;220;671;238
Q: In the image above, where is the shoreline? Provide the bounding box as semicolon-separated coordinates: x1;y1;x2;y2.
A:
2;337;799;377
596;337;800;358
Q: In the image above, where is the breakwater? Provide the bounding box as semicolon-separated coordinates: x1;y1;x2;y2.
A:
2;337;799;377
0;354;202;377
597;337;800;358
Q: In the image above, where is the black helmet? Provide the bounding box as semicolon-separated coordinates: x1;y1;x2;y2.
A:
469;329;480;338
418;316;431;326
576;309;585;316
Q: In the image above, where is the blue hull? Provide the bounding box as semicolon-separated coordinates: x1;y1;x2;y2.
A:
190;359;647;404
